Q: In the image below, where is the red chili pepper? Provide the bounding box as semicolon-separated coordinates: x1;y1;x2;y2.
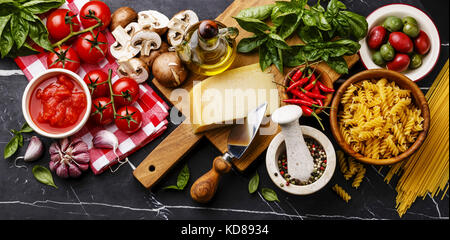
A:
290;69;303;82
299;87;327;99
300;105;313;116
290;89;319;104
303;75;318;91
317;81;335;93
283;99;324;108
286;77;309;92
312;84;324;106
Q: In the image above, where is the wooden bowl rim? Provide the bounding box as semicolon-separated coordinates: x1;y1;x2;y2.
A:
329;69;430;165
282;64;334;115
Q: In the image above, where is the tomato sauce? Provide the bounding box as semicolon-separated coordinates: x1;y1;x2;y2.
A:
29;74;87;134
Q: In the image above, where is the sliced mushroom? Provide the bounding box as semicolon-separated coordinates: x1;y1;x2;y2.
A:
125;22;142;37
110;7;138;31
138;10;170;35
110;26;140;61
117;58;149;84
131;30;161;56
167;10;199;46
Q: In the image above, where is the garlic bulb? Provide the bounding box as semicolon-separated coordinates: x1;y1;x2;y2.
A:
49;138;90;178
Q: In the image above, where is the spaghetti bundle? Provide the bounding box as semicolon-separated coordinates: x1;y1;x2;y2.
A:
385;60;449;217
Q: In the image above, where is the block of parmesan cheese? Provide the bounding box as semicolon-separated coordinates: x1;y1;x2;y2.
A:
189;63;280;133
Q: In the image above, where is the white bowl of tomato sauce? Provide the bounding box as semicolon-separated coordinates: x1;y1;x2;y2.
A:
22;68;92;139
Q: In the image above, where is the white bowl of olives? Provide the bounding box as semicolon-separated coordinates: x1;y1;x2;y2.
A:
359;4;440;81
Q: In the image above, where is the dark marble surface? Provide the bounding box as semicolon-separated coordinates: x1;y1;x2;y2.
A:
0;0;448;220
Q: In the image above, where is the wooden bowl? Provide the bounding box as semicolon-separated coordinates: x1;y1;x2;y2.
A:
329;69;430;165
281;65;334;115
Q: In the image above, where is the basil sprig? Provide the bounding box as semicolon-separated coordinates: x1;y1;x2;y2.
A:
0;0;65;58
234;0;367;74
3;123;33;159
163;164;190;190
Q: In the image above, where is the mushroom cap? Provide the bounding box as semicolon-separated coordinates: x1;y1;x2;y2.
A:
125;22;143;37
152;52;188;88
117;58;149;84
110;7;138;31
131;30;162;56
167;10;199;47
138;10;170;35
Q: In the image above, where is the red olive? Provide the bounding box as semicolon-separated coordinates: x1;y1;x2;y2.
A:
367;26;387;50
414;30;431;55
389;32;413;53
387;53;411;72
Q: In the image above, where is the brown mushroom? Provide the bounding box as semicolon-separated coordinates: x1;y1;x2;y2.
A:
152;52;188;88
139;41;170;68
110;7;138;31
117;58;149;84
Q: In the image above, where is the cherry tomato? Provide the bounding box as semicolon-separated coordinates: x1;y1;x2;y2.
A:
388;32;413;53
74;31;108;64
46;9;80;41
84;70;109;98
112;77;140;106
91;97;114;125
47;46;80;73
367;26;387;50
387;53;411;72
79;1;111;31
414;30;431;55
115;106;142;134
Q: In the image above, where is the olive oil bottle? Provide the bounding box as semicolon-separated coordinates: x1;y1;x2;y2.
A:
176;20;238;76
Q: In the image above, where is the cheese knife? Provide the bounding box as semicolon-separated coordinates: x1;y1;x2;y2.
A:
190;102;268;203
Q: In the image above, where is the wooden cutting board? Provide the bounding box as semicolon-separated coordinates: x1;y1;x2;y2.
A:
133;0;359;189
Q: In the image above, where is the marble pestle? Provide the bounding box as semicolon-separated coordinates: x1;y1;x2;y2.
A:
271;105;314;182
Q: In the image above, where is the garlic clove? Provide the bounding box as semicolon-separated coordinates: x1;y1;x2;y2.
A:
68;163;82;178
72;141;89;155
56;164;69;179
60;138;70;152
93;130;119;152
23;136;44;162
72;152;90;164
49;160;60;172
49;142;60;155
78;163;90;172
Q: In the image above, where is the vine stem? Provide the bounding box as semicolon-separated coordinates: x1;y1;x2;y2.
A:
106;69;117;118
51;17;102;48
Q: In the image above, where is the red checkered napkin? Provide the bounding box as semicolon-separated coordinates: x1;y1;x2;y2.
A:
14;0;169;174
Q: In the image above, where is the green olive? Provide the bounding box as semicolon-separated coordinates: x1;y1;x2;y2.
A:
402;16;418;26
380;43;395;61
403;23;420;38
372;51;385;66
382;16;403;32
409;53;422;69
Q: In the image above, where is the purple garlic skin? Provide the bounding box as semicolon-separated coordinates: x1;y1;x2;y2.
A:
49;137;90;178
23;136;44;162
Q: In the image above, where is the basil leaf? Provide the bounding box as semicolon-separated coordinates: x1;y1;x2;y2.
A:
163;185;180;190
176;164;189;190
233;17;270;34
32;165;58;189
0;27;14;58
4;135;19;159
248;171;259;194
236;4;275;20
302;10;317;26
327;0;346;16
327;56;348;74
20;123;33;133
237;35;268;53
298;25;323;43
261;188;280;202
0;14;12;38
28;18;52;51
268;33;289;50
259;43;272;71
277;14;302;39
340;11;368;40
21;0;65;14
10;14;29;49
18;133;24;148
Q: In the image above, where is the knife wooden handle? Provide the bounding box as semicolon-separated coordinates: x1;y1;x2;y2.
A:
190;155;232;203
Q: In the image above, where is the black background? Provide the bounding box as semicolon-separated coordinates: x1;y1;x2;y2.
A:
0;0;448;222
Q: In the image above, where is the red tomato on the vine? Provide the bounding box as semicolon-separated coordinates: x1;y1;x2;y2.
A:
74;31;108;64
84;69;109;98
79;0;111;31
112;77;140;106
46;9;80;41
91;97;114;125
47;45;80;73
115;106;142;134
